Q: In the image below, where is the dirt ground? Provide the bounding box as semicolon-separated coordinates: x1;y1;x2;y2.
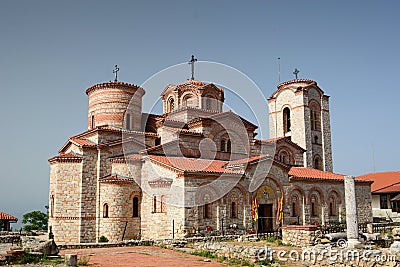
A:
60;246;226;267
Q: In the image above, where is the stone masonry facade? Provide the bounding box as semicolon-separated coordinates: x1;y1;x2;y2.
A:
48;78;372;244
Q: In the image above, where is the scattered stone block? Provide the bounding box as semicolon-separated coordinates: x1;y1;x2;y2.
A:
65;254;78;267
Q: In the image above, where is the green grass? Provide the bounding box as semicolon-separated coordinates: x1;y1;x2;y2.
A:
78;255;90;266
191;250;218;259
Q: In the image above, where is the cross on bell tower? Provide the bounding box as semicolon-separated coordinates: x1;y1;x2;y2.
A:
113;65;120;82
188;55;197;80
293;68;299;80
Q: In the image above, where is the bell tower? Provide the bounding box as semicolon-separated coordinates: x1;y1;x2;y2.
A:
268;79;333;172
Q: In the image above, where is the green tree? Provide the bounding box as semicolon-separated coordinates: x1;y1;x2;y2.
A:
22;211;48;231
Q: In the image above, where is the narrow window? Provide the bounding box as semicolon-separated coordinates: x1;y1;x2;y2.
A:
311;202;316;217
204;203;212;218
91;115;95;129
161;195;167;213
50;195;55;218
380;195;388;209
314;156;322;170
168;98;174;112
283;107;291;133
329;202;334;216
221;140;226;152
155;137;161;146
227;140;232;153
133;197;139;217
126;113;131;130
231;202;237;218
292;202;297;217
206;98;211;110
314;136;318;144
153;196;157;213
103;203;109;218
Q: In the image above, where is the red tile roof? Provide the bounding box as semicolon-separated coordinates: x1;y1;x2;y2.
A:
375;184;400;193
0;212;18;221
357;171;400;193
289;167;346;181
147;155;243;175
48;153;83;162
148;178;173;185
99;174;134;183
255;137;306;152
70;137;96;147
227;155;271;166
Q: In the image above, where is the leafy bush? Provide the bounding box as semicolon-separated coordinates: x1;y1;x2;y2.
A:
98;235;108;242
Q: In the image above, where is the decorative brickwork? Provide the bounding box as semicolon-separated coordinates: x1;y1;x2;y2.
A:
49;79;372;244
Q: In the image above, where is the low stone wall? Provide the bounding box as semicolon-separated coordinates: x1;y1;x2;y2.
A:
58;234;246;249
282;225;318;247
0;235;20;244
192;241;267;263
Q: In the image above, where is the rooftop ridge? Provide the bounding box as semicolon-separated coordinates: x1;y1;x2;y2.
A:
277;79;316;89
85;81;144;95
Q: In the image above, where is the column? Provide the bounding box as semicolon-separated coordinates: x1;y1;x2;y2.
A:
344;176;362;248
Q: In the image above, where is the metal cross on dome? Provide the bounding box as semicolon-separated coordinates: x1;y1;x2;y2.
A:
113;65;120;82
293;68;300;79
188;55;197;80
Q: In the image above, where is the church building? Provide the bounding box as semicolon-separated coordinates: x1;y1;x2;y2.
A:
48;72;372;244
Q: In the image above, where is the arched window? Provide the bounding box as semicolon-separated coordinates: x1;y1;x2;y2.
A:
309;101;321;131
220;140;226;152
231;202;237;218
314;155;322;170
183;94;195;107
126;113;131;130
103;203;109;218
291;195;299;217
168;98;174;112
313;136;319;144
133;197;139;217
204;203;212;219
329;195;337;216
50;195;55;218
283;107;291;133
310;195;318;217
227;140;232;153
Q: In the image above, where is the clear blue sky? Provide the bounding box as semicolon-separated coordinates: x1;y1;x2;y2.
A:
0;1;399;228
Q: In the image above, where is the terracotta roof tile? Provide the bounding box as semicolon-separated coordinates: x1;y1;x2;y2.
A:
70;137;96;147
148;178;173;185
0;212;18;221
357;171;400;192
255;137;306;152
48;153;83;162
227;155;271;166
99;174;134;183
110;154;143;163
289;167;345;181
375;184;400;193
147;155;242;174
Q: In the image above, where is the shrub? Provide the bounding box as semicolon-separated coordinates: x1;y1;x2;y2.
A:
98;235;108;243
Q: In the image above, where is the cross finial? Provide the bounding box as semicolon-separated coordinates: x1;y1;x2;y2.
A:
113;65;120;82
293;68;299;79
188;55;197;80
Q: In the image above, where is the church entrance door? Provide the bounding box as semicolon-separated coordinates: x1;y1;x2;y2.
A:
258;204;273;233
